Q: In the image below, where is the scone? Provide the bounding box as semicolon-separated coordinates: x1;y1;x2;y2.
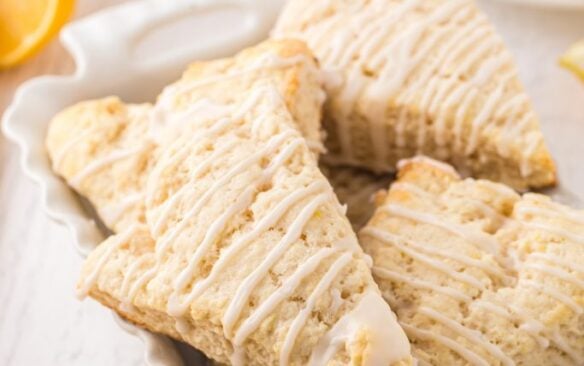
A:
320;164;393;231
77;85;412;365
273;0;556;190
46;39;324;233
360;157;583;365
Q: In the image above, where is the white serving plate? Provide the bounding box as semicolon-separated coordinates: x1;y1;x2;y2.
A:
2;0;284;364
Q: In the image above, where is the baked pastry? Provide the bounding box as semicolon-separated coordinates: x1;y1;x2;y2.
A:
360;157;583;365
320;164;392;231
77;84;412;365
46;39;324;233
273;0;556;190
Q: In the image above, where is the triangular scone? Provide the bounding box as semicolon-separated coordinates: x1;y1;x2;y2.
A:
46;39;324;233
359;157;583;365
46;99;153;231
273;0;556;190
78;85;412;366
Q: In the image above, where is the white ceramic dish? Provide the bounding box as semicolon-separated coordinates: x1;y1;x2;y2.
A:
2;0;284;364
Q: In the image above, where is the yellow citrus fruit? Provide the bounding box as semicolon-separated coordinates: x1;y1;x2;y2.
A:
0;0;75;69
560;39;584;82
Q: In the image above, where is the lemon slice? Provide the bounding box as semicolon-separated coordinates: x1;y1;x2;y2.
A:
560;39;584;82
0;0;75;69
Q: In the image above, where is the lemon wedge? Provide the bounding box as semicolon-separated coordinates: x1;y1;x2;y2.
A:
0;0;75;69
560;39;584;82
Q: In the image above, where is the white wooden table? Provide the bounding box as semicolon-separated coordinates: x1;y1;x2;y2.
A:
1;1;583;365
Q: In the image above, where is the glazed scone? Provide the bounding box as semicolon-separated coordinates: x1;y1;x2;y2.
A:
273;0;556;190
155;38;325;151
320;164;393;231
46;99;153;232
46;39;324;233
78;85;412;366
359;157;583;366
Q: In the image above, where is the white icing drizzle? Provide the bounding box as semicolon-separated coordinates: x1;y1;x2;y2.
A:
98;193;143;227
399;6;475;149
522;222;584;245
279;253;352;365
149;98;232;145
175;317;191;335
154;131;297;256
229;347;246;366
276;0;534;173
391;181;511;230
366;212;581;363
150;127;238;236
69;145;146;188
174;181;328;312
549;335;583;365
153;52;324;152
308;291;411;366
233;248;337;345
120;254;153;312
222;193;330;336
504;303;582;364
362;228;485;289
77;225;140;298
166;139;314;316
505;279;584;364
173;186;257;293
519;197;584;225
470;300;550;349
528;253;584;274
362;227;509;283
372;266;472;303
113;88;334;347
396;156;460;178
400;322;490;366
412;351;432;366
364;0;470;160
522;262;584;290
464;72;515;155
382;204;500;256
390;181;435;200
126;266;157;310
158;53;316;105
52;128;97;171
515;204;584;227
418;306;515;366
329;288;343;314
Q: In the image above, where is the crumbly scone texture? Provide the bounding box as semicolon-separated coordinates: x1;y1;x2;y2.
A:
46;39;324;233
273;0;556;190
45;98;153;232
78;87;412;366
320;164;393;232
359;157;583;366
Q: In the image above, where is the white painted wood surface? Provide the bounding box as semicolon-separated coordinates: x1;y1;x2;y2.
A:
0;1;583;365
